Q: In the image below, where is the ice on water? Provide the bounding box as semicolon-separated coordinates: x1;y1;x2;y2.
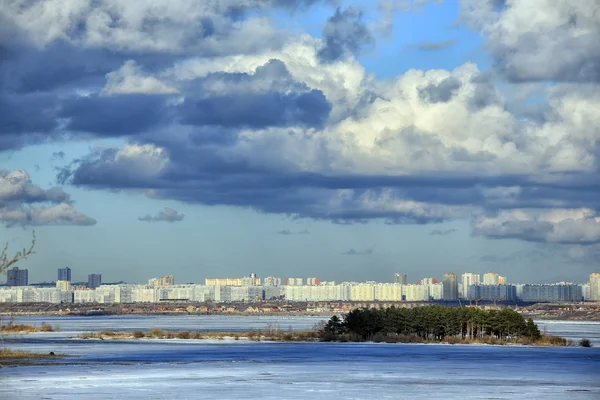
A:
2;316;600;399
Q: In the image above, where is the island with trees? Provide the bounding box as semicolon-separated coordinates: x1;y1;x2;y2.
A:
319;305;569;345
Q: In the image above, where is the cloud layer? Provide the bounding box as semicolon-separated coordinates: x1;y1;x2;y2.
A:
1;0;599;254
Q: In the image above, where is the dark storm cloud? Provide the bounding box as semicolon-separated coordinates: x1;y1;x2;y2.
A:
0;93;59;151
59;94;171;136
418;76;462;103
54;145;476;223
57;139;600;228
194;59;307;94
317;7;374;63
138;207;185;222
0;94;58;134
413;39;457;51
0;41;123;94
178;90;331;129
170;59;332;129
60;150;468;223
59;143;600;204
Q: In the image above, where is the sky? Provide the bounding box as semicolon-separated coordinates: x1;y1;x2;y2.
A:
1;0;599;285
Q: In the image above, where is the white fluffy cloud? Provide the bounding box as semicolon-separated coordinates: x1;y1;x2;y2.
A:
0;169;96;227
461;0;600;83
101;60;179;95
4;0;290;54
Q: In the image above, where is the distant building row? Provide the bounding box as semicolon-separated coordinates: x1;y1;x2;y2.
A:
0;281;594;304
4;271;599;303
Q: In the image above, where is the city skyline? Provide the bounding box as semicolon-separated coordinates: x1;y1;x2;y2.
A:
1;1;600;285
1;269;597;304
4;266;598;288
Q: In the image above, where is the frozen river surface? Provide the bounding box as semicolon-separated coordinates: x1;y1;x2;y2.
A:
2;316;599;399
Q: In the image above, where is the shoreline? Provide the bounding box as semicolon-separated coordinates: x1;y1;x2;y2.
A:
3;311;600;322
70;329;573;347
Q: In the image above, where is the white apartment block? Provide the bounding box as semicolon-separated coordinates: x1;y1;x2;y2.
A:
404;284;430;301
461;273;480;298
350;283;376;301
483;272;499;285
374;283;402;301
581;284;590;301
74;289;96;303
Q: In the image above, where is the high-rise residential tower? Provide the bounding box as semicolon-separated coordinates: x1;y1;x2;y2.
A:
394;273;407;285
442;273;459;301
58;267;71;282
88;273;102;289
590;273;600;301
461;273;480;298
483;272;499;285
7;267;28;286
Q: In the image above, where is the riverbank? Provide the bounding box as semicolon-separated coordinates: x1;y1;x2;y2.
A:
77;328;320;342
74;328;575;347
0;322;57;333
0;348;66;365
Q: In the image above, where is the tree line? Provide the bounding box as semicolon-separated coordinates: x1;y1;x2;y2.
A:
320;305;551;343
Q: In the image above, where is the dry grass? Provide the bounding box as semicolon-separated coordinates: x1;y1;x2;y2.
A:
0;322;57;333
75;327;568;347
1;324;39;332
78;331;132;340
533;334;568;346
0;348;64;360
77;328;321;342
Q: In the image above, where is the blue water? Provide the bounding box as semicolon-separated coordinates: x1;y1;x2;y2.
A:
2;316;600;399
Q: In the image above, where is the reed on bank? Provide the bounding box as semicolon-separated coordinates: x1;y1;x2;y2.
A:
0;322;57;333
78;327;320;342
0;348;64;360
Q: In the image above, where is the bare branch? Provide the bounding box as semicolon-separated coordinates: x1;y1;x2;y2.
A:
0;231;36;274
